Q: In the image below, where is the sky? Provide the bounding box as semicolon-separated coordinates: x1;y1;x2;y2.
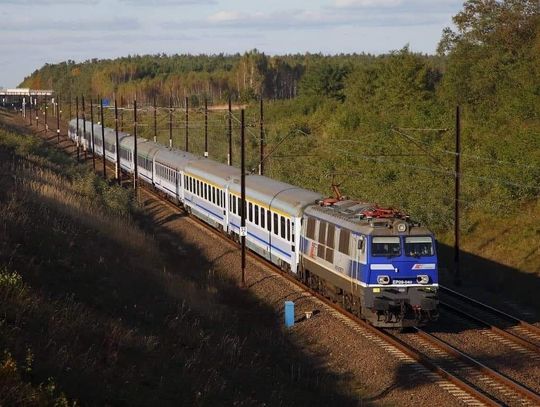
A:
0;0;464;88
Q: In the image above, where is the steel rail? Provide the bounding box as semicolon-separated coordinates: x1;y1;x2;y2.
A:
413;328;540;406
440;286;540;338
440;301;540;353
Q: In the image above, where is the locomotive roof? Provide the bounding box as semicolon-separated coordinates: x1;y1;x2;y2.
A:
229;175;323;217
304;200;433;236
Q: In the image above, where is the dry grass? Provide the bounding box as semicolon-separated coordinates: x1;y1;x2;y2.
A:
0;125;358;406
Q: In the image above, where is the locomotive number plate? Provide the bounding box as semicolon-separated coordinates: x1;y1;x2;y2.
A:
393;279;413;285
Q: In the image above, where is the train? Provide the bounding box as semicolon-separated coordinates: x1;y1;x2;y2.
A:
68;118;439;328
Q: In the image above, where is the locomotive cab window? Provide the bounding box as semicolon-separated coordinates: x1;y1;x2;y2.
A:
372;236;401;257
404;236;433;257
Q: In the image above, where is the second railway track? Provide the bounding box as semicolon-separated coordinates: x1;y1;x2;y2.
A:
390;327;540;406
440;285;540;351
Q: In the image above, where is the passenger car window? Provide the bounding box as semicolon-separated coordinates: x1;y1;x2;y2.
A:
287;219;291;242
267;210;271;232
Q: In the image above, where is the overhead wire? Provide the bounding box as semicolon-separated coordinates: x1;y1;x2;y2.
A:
100;102;540;191
332;147;540;191
392;127;540;170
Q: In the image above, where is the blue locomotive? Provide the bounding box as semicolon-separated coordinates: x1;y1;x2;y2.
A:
69;119;439;327
300;201;438;327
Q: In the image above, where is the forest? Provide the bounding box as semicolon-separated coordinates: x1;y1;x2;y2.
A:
21;0;540;245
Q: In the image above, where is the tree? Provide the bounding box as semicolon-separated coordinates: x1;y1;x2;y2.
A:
299;62;350;102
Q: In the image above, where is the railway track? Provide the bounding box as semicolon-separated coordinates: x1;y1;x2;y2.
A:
389;327;540;406
440;285;540;352
28;118;540;407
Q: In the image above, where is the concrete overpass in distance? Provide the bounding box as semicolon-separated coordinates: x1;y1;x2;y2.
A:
1;88;57;124
0;88;55;111
0;88;54;97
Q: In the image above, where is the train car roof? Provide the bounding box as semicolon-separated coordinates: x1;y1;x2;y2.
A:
120;135;147;150
154;147;199;171
304;203;433;236
229;174;323;217
137;139;162;158
186;159;240;188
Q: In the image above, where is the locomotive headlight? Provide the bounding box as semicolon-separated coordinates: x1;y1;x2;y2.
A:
416;275;429;284
377;275;390;285
396;222;407;233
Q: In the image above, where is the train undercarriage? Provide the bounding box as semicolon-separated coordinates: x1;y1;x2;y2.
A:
298;264;439;328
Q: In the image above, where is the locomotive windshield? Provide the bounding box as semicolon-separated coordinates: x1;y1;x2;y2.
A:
371;237;400;257
404;236;434;257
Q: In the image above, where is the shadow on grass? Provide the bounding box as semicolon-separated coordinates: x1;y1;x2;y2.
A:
0;151;365;406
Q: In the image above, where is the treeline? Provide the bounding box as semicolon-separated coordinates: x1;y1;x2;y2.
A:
21;51;373;106
21;0;540;233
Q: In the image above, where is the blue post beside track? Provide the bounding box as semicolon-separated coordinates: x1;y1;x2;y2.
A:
285;301;294;328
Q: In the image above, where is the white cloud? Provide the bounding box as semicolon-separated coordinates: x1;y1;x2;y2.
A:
208;11;246;23
169;6;447;31
0;0;96;4
119;0;216;5
0;17;140;32
334;0;401;7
